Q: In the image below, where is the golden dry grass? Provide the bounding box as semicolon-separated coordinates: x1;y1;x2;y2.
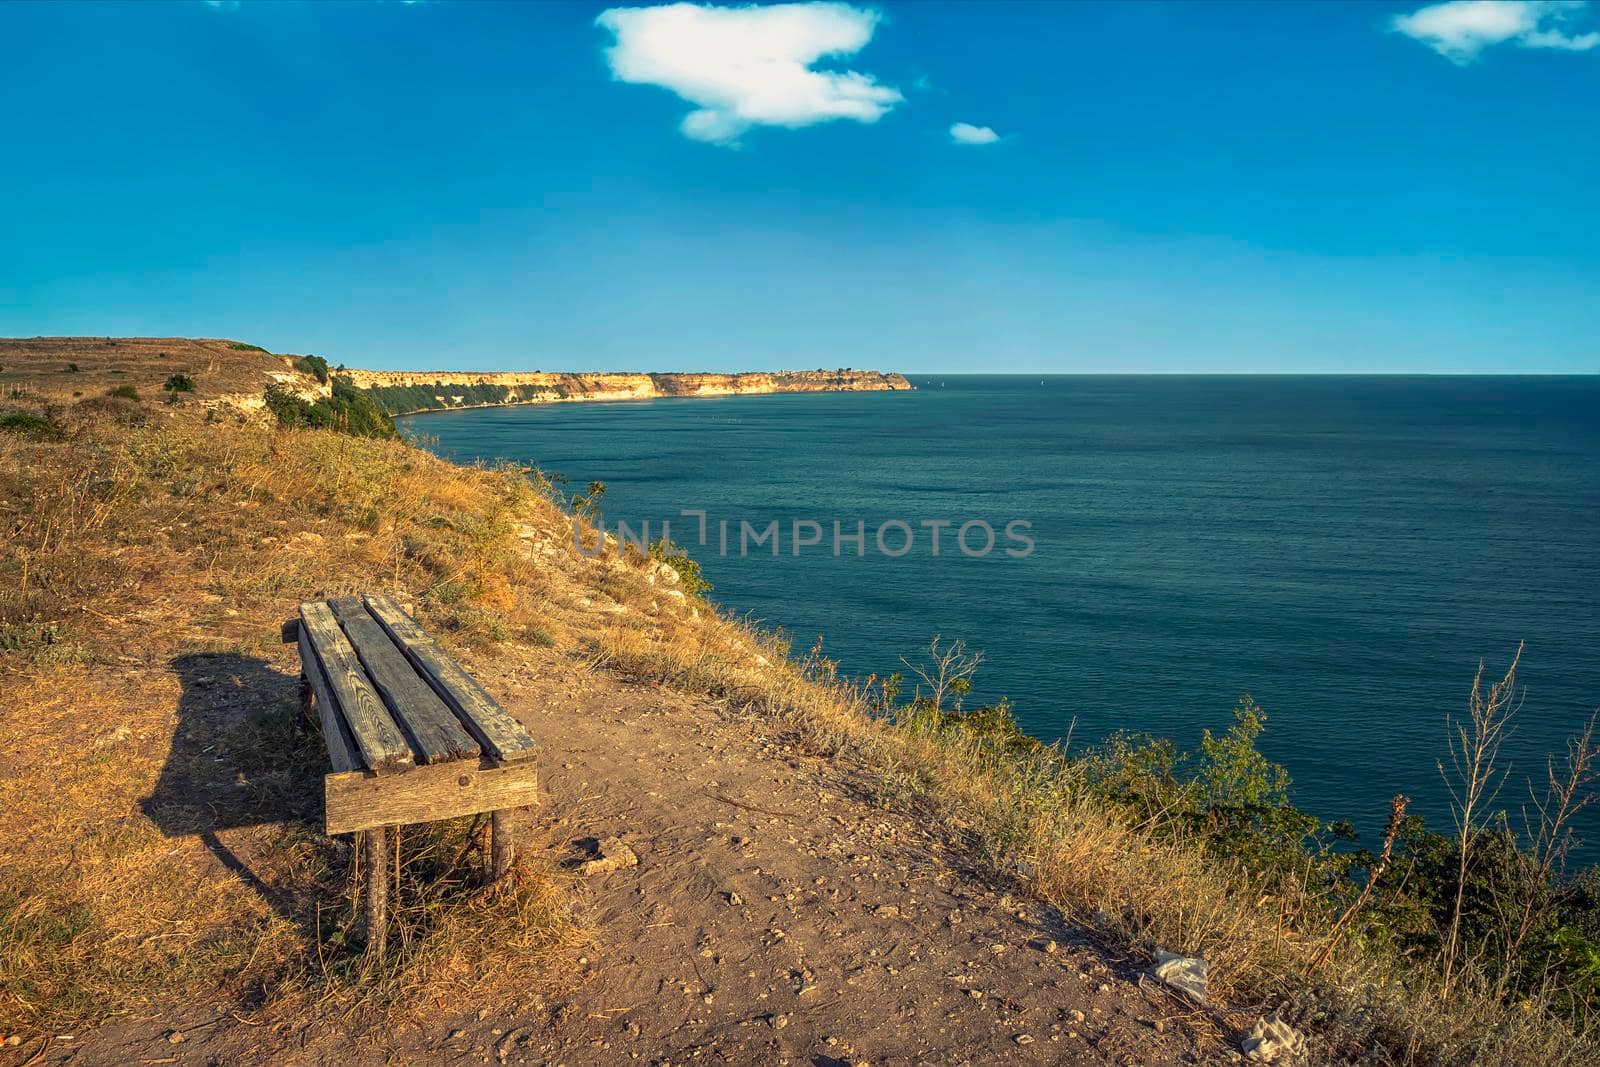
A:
585;620;1597;1064
0;416;634;1031
0;336;311;413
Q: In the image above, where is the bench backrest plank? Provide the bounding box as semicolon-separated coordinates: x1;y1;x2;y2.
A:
327;597;481;765
300;601;414;774
363;594;540;764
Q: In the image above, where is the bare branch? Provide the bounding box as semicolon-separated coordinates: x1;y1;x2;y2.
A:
900;635;984;712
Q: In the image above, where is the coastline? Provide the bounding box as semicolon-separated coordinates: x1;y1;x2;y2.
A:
388;382;915;421
343;368;914;417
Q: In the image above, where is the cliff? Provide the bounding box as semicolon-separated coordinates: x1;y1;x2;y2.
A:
340;368;913;415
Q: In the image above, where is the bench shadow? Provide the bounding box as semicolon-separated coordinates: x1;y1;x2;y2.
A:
142;652;330;933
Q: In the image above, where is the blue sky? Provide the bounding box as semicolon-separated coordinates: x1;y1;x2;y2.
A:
2;0;1597;373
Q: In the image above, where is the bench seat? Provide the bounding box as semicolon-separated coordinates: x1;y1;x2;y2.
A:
285;593;540;955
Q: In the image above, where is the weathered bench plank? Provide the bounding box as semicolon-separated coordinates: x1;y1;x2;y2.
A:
364;594;540;764
327;597;481;765
299;627;361;773
299;601;414;774
324;757;540;835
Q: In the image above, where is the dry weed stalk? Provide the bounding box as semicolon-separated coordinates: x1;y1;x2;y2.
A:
1439;642;1523;994
1496;709;1600;996
1309;793;1408;971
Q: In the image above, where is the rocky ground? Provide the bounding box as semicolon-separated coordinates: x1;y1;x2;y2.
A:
19;642;1226;1066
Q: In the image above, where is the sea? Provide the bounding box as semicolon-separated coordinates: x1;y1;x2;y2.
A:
406;375;1600;856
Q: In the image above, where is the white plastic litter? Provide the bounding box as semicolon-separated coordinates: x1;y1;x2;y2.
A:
1241;1013;1306;1063
1148;948;1208;1005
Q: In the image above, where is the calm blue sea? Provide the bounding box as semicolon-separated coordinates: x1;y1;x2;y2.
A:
408;376;1600;855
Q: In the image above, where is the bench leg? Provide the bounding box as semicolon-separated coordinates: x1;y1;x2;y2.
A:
491;807;535;882
364;825;388;959
491;809;515;881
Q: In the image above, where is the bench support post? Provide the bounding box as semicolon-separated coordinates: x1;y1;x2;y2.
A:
364;825;388;959
491;807;533;881
491;809;515;881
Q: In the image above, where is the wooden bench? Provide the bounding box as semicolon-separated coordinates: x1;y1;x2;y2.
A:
283;593;540;956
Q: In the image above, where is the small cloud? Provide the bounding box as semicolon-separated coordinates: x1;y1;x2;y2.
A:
949;122;1000;145
1391;0;1599;64
595;2;903;146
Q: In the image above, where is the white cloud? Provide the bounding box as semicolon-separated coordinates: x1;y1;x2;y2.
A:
949;122;1000;145
596;2;903;145
1391;1;1599;63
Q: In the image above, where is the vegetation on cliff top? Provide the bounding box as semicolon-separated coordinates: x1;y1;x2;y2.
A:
263;377;396;438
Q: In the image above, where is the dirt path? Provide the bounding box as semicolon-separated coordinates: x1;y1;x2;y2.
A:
30;645;1216;1066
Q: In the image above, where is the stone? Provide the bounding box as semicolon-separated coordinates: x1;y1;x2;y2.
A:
1241;1014;1306;1063
874;904;899;918
1015;1034;1035;1045
578;836;639;876
1149;949;1208;1005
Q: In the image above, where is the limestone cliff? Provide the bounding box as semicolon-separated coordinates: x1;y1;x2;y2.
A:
341;368;913;415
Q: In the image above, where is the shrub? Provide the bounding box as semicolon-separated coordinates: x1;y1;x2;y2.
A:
106;385;139;401
65;363;79;373
228;341;266;352
647;538;711;596
164;374;195;394
73;395;147;426
294;355;330;384
0;411;64;440
262;378;395;439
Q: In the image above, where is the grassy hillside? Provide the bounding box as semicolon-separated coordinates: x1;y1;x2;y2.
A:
1;340;1595;1062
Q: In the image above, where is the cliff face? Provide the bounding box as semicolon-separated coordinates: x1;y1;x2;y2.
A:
341;368;913;415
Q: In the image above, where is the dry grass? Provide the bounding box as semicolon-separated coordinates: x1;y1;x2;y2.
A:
0;336;316;413
0;415;643;1032
585;620;1597;1064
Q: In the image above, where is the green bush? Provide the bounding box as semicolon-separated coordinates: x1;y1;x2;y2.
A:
1072;695;1600;1022
879;638;1600;1030
362;380;559;414
164;373;195;394
228;341;266;352
293;355;330;384
0;411;64;440
262;377;395;439
648;538;711;596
